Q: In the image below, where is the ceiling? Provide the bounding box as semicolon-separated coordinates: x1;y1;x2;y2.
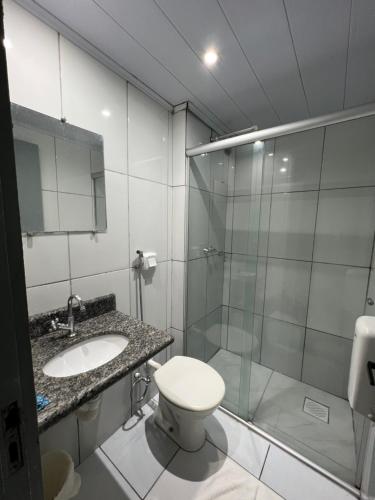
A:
15;0;375;133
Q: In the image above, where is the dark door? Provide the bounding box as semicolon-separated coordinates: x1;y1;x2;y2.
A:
0;0;43;498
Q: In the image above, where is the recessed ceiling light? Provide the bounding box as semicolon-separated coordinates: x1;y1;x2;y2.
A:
203;49;218;67
282;157;289;162
3;37;12;49
268;153;274;157
101;109;111;118
280;167;287;173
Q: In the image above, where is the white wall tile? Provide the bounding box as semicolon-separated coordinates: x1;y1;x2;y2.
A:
227;307;260;358
188;187;209;259
69;171;129;277
261;139;275;194
27;280;71;315
41;190;60;231
39;414;79;465
22;234;70;287
58;193;93;231
225;197;234;253
264;258;311;326
172;186;186;261
171;260;184;331
210;150;229;195
258;194;271;257
130;261;168;330
186;112;211;149
302;329;352;398
255;257;267;315
232;195;260;255
321;116;375;189
206;254;224;313
60;37;127;174
268;191;318;260
167;187;172;261
209;194;227;253
166;260;172;330
186;316;206;361
261;317;305;379
128;176;168;262
272;128;324;193
314;187;375;267
4;0;61;118
172;109;186;186
229;254;258;312
307;263;368;338
366;269;375;316
187;257;207;326
234;142;263;196
222;254;231;306
168;327;184;357
72;269;130;314
205;308;222;360
189;154;211;191
128;84;169;184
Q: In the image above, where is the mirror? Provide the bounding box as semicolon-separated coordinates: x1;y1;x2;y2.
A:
11;103;107;233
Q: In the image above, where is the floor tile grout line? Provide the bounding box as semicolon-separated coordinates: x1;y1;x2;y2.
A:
259;443;271;481
142;446;181;499
99;446;143;500
205;436;271;484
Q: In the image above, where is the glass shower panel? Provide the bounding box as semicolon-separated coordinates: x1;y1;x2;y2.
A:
186;114;375;487
186;142;265;420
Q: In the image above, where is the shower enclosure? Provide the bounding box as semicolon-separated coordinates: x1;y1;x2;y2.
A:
185;106;375;490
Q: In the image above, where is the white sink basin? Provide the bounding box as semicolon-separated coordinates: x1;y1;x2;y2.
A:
43;334;129;378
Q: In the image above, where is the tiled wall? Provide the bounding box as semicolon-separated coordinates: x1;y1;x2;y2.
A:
185;117;231;362
4;0;174;334
224;118;375;399
3;0;211;458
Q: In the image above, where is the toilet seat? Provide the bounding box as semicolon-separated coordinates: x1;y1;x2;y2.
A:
154;356;225;412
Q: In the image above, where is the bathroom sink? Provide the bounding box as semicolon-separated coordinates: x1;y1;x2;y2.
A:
43;334;129;378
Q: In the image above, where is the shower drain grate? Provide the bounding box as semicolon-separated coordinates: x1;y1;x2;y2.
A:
303;397;329;423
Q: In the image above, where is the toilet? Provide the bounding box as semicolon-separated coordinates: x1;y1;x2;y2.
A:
153;356;225;452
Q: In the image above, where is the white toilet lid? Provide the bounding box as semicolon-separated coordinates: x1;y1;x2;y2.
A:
154;356;225;412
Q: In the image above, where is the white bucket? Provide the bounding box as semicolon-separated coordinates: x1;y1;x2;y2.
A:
41;450;81;500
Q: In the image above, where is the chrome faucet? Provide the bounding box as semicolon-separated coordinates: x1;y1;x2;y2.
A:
50;294;86;337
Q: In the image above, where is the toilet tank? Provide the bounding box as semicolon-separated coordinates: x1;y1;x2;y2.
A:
348;316;375;418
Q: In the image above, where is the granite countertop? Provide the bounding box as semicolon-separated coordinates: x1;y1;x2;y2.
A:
32;310;173;433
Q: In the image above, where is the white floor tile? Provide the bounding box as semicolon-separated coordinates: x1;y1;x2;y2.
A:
76;449;139;500
100;404;178;498
261;445;356;500
206;409;270;478
254;372;356;478
145;441;282;500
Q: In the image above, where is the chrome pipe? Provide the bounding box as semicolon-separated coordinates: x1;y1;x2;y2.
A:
186;102;375;157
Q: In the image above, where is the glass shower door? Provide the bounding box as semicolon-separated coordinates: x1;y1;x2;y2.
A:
186;141;265;421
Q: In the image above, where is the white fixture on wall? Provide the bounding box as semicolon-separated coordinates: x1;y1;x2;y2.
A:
142;252;157;270
348;316;375;419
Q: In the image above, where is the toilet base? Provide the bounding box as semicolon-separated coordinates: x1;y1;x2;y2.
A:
154;393;207;452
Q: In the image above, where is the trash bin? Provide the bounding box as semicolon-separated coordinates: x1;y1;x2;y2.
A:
41;450;81;500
